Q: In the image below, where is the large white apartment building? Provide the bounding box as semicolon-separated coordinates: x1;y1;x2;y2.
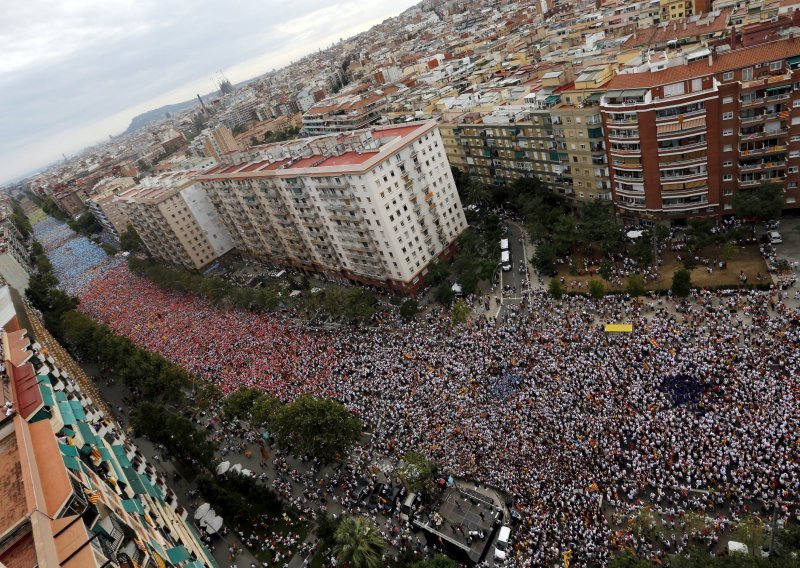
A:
117;171;234;271
198;121;467;293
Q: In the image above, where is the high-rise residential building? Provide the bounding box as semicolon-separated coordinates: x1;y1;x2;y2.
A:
301;88;397;136
601;37;800;224
189;127;240;162
440;95;585;199
118;171;234;270
52;184;87;218
198;121;466;294
86;177;137;244
0;286;217;568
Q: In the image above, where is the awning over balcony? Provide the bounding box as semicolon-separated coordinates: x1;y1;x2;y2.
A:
621;89;647;98
657;117;706;134
166;545;191;564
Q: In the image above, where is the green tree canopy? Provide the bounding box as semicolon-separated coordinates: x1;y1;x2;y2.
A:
588;279;605;300
408;556;457;568
120;224;145;252
399;299;420;321
672;268;693;298
548;278;564;300
222;388;263;419
433;282;455;305
129;402;217;465
451;300;470;325
400;451;438;496
271;395;361;461
333;516;387;568
732;183;783;224
626;274;646;297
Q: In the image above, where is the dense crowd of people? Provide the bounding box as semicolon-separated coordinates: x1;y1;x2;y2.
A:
35;217;800;567
33;218;124;295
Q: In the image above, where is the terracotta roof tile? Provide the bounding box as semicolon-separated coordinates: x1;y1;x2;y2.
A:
607;37;800;89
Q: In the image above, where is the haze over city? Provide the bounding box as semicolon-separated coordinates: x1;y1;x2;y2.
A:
0;0;417;183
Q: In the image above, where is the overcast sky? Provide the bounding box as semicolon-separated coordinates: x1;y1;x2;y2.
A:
0;0;420;184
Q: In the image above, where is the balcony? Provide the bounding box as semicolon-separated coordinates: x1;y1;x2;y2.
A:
655;107;706;122
740;111;783;124
740;144;787;156
739;160;786;171
659;171;707;183
607;131;640;140
740;97;766;108
739;128;788;141
658;141;706;155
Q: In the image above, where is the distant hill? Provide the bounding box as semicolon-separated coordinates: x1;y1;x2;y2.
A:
123;98;200;134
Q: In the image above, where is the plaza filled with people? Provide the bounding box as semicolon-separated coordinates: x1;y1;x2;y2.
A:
33;216;800;566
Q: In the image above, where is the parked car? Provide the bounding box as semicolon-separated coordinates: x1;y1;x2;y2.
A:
768;231;783;245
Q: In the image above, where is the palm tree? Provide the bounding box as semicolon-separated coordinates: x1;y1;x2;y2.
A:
333;516;387;568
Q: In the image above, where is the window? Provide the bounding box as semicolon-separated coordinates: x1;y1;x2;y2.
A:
723;144;733;152
770;61;782;71
664;82;685;97
723;72;734;81
723;174;733;181
723;112;734;120
742;67;753;81
723;161;733;167
723;188;733;195
790;166;799;174
724;129;733;136
722;96;733;104
789;182;798;189
692;78;702;91
790;150;800;158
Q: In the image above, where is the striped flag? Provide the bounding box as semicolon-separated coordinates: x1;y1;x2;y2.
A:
83;488;100;504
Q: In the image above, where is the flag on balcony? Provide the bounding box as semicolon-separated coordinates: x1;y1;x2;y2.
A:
83;487;100;504
134;538;147;553
152;553;167;568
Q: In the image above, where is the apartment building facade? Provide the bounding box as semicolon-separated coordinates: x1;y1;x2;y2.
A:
301;88;396;136
440;93;611;203
189;127;240;162
86;177;137;244
0;287;216;568
198;121;467;294
118;171;234;270
601;37;800;224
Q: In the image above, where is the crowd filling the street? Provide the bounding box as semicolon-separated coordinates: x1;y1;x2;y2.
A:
31;216;800;567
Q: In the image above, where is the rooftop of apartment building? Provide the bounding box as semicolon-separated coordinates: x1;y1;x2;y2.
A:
622;9;733;48
607;34;800;88
200;121;435;180
118;169;199;204
304;86;399;117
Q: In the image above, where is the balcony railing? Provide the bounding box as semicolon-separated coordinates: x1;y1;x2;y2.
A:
739;128;788;140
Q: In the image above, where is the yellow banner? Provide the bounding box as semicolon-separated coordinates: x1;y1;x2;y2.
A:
605;323;633;333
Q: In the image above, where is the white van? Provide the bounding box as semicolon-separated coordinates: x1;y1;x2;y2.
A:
500;239;509;252
768;231;782;244
494;525;511;561
399;492;417;522
501;251;511;272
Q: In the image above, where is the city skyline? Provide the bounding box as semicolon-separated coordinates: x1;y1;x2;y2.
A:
0;0;419;184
